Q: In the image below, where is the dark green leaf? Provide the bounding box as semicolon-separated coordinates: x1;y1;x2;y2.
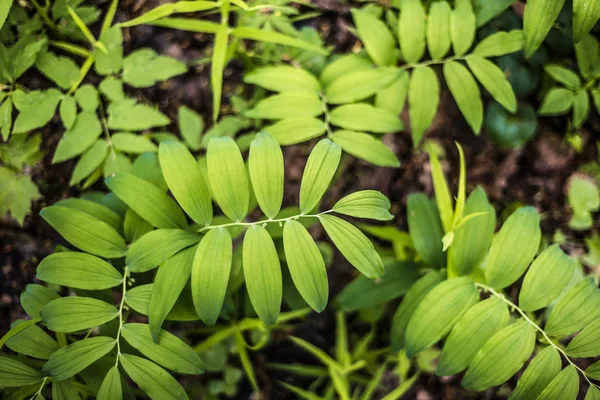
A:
120;354;189;400
407;193;445;268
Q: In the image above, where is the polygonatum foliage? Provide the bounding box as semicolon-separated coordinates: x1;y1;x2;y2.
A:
351;0;523;145
0;132;391;399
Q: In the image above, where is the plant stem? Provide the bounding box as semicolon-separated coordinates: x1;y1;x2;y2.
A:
475;282;600;389
114;266;129;367
30;0;58;32
197;210;333;233
68;55;95;95
30;377;48;400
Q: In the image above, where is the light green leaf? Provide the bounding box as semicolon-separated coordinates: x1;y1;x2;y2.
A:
75;84;99;111
333;190;392;221
283;220;328;312
329;104;403;133
243;225;282;325
264;117;326;145
0;97;12;140
6;324;59;359
0;356;42;387
231;27;328;55
462;320;536;391
108;99;170;131
37;252;122;290
178;106;203;150
545;277;600;337
466;55;517;112
587;360;600;380
437;297;509;376
0;167;41;226
375;71;409;116
126;229;200;272
106;173;187;229
95;26;123;75
573;89;590;128
398;0;426;63
427;1;451;60
484;206;541;289
575;34;600;79
120;354;189;400
320;214;384;279
326;67;400;104
539;87;574;115
330;130;399;168
111;133;157;154
40;205;127;258
443;61;483;133
350;9;397;66
122;323;203;374
148;17;221;34
192;228;232;325
211;26;228;121
126;284;198;322
245;66;320;93
35;51;80;90
573;0;600;42
20;284;59;319
70;140;109;186
124;208;153;243
391;271;445;352
319;53;373;86
586;387;600;400
408;66;439;145
53;111;102;163
207;137;249;222
473;30;524;57
407;193;445;268
519;244;576;311
12;89;62;134
405;277;478;357
42;337;116;380
40;297;118;332
0;0;12;30
159;140;212;225
52;377;80;399
123;48;187;88
545;65;581;89
246;92;322;120
99;77;126;103
472;0;516;26
566;319;600;357
97;366;122;400
248;131;284;219
120;1;220;26
450;0;476;56
523;0;565;57
509;346;562;400
299;138;341;213
537;365;579;399
9;36;46;80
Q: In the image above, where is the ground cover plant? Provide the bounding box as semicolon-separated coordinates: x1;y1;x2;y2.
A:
1;0;600;399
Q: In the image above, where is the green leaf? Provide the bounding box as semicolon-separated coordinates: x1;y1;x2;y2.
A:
243;225;282;325
407;193;445;268
0;356;42;387
545;65;581;89
329;103;403;133
111;133;157;154
539;88;574;115
333;190;392;221
398;0;426;63
148;18;222;34
566;319;600;357
283;220;329;312
326;67;400;104
573;0;600;42
108;99;170;131
53;111;103;163
178;106;203;150
299;139;341;213
159;140;212;225
472;0;516;26
319;53;373;86
20;284;59;319
232;27;328;55
126;229;200;272
575;34;600;79
12;89;62;134
99;77;126;103
37;252;122;290
0;167;41;226
120;354;189;400
586;387;600;400
450;0;476;56
545;277;600;337
123;48;187;88
42;336;116;380
587;360;600;380
52;377;80;399
95;26;123;75
320;214;384;279
248;131;284;219
106;173;187;229
462;320;536;391
119;1;220;26
211;26;228;122
149;246;195;342
35;51;80;90
121;323;203;374
0;0;12;30
573;89;590;128
405;277;478;357
473;30;524;57
509;346;562;400
391;271;445;352
264;117;326;146
5;324;59;359
124;208;153;243
408;66;439;145
523;0;565;57
207;137;249;222
245;66;320;93
448;187;495;276
437;297;509;376
485;207;541;289
9;36;47;80
519;244;576;311
466;56;517;113
75;84;99;111
427;1;451;60
350;9;397;66
537;365;579;399
55;197;123;232
97;366;122;400
192;228;232;325
375;71;409;116
0;97;13;140
41;297;118;332
71;140;109;185
126;284;198;322
443;61;483;133
330;130;400;167
40;205;127;258
246;92;322;120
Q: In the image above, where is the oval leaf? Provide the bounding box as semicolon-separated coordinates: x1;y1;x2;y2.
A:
444;61;483;133
408;66;440;145
41;336;116;380
244;66;320;93
329;104;403;133
399;0;426;63
537;365;579;400
509;346;562;400
120;354;189;400
566;319;600;358
37;252;122;290
350;9;397;67
299;139;341;213
40;297;119;332
467;55;517;113
126;229;200;273
330;130;400;168
545;277;600;337
249;131;284;219
333;190;393;221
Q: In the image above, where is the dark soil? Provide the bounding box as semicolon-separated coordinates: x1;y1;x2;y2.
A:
1;1;599;399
